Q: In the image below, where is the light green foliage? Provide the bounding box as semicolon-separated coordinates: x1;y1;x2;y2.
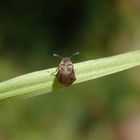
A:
0;50;140;101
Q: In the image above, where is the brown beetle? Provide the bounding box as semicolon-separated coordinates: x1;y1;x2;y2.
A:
53;52;79;86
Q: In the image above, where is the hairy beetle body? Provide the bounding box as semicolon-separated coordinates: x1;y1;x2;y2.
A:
53;52;79;86
56;58;76;86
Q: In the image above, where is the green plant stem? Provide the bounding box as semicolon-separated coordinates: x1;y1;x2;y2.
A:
0;50;140;101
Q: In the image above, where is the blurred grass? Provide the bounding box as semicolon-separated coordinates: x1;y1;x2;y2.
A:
0;0;140;140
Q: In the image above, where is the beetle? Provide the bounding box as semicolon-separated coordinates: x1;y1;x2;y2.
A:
53;52;79;86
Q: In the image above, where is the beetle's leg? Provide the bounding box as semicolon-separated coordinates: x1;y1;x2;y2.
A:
51;67;58;75
73;65;76;72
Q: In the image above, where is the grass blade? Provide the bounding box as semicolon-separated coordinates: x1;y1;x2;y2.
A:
0;50;140;101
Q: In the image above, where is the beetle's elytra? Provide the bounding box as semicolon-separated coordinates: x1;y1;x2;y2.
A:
53;52;79;86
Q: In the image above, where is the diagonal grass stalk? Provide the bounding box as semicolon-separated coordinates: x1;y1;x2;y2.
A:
0;50;140;101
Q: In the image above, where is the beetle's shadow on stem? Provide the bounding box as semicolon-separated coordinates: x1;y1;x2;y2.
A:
52;77;64;90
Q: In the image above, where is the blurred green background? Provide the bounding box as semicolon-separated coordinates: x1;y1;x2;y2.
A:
0;0;140;140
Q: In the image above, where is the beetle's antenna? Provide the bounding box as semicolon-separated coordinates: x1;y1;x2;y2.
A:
53;54;63;59
70;52;80;58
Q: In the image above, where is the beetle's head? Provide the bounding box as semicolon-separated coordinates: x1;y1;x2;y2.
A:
61;57;72;65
